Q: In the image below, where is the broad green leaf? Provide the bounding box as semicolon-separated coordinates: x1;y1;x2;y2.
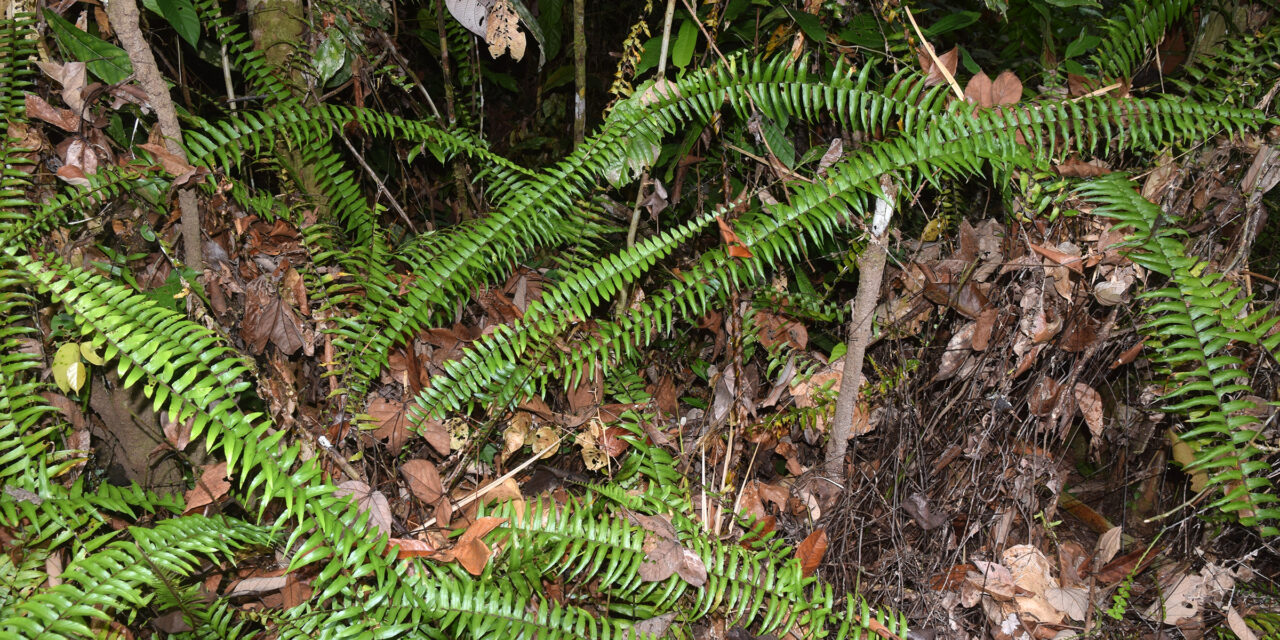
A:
157;0;200;46
44;10;132;84
1065;32;1100;59
924;11;980;37
313;28;347;86
789;10;826;43
672;19;697;69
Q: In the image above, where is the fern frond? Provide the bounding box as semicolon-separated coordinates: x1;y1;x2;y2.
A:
1080;174;1280;535
1092;0;1195;82
411;95;1270;419
0;515;270;637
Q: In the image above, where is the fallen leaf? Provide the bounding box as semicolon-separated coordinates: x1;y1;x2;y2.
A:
1046;586;1088;621
903;493;948;530
137;142;195;177
334;481;392;537
991;70;1022;105
1073;383;1105;437
184;462;230;514
675;547;708;586
368;396;412;453
452;538;491;575
389;535;440;555
241;276;308;355
965;71;993;107
25;94;79;131
401;459;445;504
1095;526;1122;565
1228;607;1259;640
918;45;959;88
796;528;828;577
933;322;976;381
1110;340;1145;369
639;538;682;582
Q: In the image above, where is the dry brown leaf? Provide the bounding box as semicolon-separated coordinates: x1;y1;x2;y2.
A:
25;94;79;131
716;216;754;258
675;547;708;586
137;142;196;177
755;310;808;350
1096;526;1122;565
1055;157;1112;177
1029;243;1085;276
184;462;230;514
972;308;999;352
1028;377;1063;416
965;71;993;107
241;276;309;356
386;537;437;558
933;322;976;381
1073;383;1106;437
919;45;959;88
452;538;491;575
401;459;445;504
796;528;828;577
991;70;1022;105
639;538;683;582
499;412;532;464
367;396;413;453
1110;340;1145;369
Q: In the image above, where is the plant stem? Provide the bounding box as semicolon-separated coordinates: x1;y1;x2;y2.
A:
573;0;586;145
824;176;896;478
106;0;203;274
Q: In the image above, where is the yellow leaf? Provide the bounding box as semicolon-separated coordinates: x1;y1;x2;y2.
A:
531;426;558;459
79;341;104;366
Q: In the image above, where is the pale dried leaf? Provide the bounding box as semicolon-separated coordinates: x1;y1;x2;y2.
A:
1073;383;1106;437
1046;586;1089;621
1096;526;1122;565
1228;607;1259;640
334;480;392;537
484;0;525;61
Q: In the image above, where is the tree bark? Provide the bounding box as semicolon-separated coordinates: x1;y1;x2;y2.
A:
105;0;202;273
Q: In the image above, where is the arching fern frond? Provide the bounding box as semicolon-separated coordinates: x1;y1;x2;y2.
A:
1079;173;1280;535
410;95;1271;420
1091;0;1195;83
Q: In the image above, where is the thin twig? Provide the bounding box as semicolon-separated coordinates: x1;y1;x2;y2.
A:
903;7;964;101
418;438;562;530
335;128;418;233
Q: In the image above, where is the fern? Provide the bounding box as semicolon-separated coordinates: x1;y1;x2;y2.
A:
1091;0;1196;82
1079;174;1280;535
411;94;1270;419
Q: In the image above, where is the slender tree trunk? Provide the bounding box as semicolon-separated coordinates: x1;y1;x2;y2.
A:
105;0;202;273
824;176;897;479
572;0;585;145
